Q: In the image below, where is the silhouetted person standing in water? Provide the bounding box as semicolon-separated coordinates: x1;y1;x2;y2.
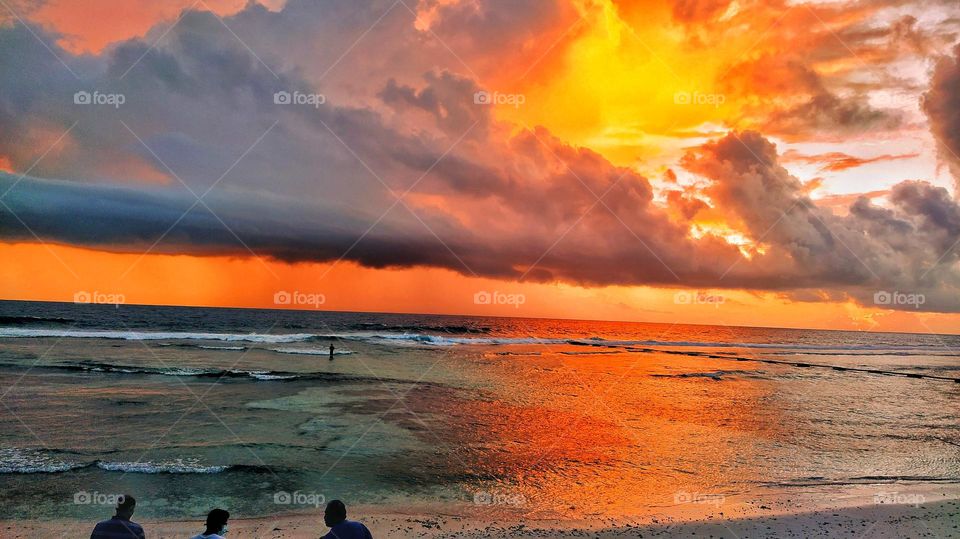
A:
329;343;335;360
90;495;145;539
322;500;372;539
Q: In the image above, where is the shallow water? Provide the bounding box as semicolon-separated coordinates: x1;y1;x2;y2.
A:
0;301;957;519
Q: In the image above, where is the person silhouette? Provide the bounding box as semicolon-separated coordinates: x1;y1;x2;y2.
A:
191;508;229;539
321;500;372;539
329;343;335;360
90;494;145;539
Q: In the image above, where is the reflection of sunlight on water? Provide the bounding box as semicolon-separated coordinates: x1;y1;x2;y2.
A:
395;345;959;518
395;347;783;517
1;308;959;520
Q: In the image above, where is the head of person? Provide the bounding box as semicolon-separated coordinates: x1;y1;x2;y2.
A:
115;495;136;519
323;500;347;528
204;508;230;535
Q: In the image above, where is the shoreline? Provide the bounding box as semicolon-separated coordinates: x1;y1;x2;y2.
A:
3;499;958;538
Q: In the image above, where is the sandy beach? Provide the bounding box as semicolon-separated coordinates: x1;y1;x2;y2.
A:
4;498;958;538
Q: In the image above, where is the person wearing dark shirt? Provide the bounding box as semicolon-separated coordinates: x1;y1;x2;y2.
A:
191;508;230;539
321;500;372;539
90;494;145;539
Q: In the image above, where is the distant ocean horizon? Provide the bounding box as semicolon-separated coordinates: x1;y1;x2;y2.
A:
7;298;960;337
1;299;958;520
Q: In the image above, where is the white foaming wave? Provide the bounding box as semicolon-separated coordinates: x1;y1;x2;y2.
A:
96;459;228;474
158;367;216;376
249;373;298;380
0;327;942;354
0;447;84;474
225;368;298;380
0;328;314;343
269;347;354;356
350;333;941;352
357;333;560;346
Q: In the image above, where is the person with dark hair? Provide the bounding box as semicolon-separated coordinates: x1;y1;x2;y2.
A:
322;500;372;539
90;494;145;539
191;508;230;539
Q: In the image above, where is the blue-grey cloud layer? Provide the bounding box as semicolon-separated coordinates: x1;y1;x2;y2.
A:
1;1;959;312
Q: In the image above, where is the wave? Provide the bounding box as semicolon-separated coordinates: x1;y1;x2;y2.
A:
767;350;960;358
159;343;247;351
0;327;949;356
0;449;268;474
269;347;354;356
95;459;230;474
352;334;951;354
0;448;86;474
559;350;625;356
768;475;960;487
0;328;315;343
0;315;75;326
6;361;350;382
651;370;760;381
348;322;490;334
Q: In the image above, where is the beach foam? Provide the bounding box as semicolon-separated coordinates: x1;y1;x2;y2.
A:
95;459;229;474
269;347;354;356
0;328;314;343
0;448;84;474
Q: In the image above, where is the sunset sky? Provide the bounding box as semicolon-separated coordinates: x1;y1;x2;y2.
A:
1;0;959;333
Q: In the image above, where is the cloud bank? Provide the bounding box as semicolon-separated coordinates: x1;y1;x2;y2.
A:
1;0;958;312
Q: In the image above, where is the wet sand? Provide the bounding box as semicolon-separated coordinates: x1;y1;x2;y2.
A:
4;500;957;538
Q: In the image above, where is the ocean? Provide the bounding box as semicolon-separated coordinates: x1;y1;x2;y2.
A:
0;300;957;520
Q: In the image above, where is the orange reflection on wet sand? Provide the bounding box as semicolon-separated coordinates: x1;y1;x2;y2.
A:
402;346;786;518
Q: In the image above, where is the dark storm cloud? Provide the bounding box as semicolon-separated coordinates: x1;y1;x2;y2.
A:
1;2;959;313
684;132;960;311
923;43;960;193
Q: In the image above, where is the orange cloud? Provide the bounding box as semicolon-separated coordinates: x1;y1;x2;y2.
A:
28;0;260;53
782;150;920;172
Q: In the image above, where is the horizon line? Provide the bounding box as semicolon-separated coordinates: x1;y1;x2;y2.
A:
2;298;958;338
